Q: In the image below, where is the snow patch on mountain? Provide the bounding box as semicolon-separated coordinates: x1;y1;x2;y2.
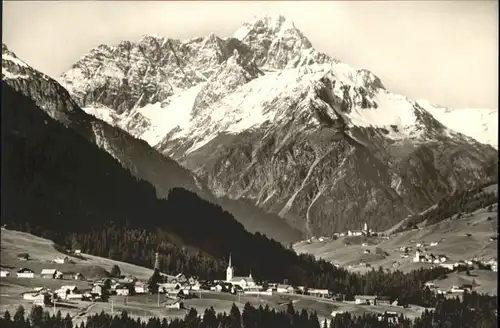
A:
417;99;498;148
349;91;421;137
132;84;206;145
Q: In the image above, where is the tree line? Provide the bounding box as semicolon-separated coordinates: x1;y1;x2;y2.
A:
2;292;496;328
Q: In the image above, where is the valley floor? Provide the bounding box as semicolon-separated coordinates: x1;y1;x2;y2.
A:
294;204;498;295
1;229;427;325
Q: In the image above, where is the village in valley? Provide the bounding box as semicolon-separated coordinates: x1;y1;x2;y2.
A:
0;212;497;326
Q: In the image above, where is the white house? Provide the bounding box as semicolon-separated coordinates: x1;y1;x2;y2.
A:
440;263;455;270
74;250;82;255
116;287;130;296
91;285;103;296
308;288;330;298
165;299;183;309
210;284;223;292
53;257;70;264
40;269;63;279
66;293;83;300
134;282;147;294
0;270;10;277
74;273;85;281
354;295;377;305
32;294;50;306
331;311;346;317
430;242;438;247
56;286;79;299
17;268;35;278
450;286;465;293
277;284;295;294
158;282;181;293
413;251;425;263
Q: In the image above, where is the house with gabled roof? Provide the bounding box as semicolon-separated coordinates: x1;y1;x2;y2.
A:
354;295;377;305
40;269;63;279
17;268;34;278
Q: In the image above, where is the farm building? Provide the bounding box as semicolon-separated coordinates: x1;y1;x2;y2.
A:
40;269;63;279
32;294;51;306
308;288;330;298
17;268;35;278
91;285;103;296
158;282;181;293
53;257;70;264
55;286;79;299
74;273;85;280
17;253;30;261
0;270;10;277
165;299;183;309
378;311;399;324
66;293;83;300
277;284;295;294
354;295;377;305
134;282;147;294
116;286;130;296
376;296;393;305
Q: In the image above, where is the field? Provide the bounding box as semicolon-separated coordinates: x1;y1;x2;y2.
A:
1;229;157;280
294;204;498;294
1;228;426;324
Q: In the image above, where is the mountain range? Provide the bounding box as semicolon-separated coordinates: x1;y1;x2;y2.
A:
2;14;498;242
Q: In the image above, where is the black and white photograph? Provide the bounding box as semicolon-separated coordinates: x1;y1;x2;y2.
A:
1;1;498;327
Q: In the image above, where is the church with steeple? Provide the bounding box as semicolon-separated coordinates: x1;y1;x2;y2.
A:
225;253;255;289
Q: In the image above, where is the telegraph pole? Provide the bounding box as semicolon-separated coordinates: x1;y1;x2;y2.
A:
157;291;160;307
111;300;114;316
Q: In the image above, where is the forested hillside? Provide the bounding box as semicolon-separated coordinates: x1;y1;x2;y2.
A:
396;182;498;232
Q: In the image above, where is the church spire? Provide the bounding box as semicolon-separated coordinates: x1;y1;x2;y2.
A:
226;253;234;282
154;249;160;271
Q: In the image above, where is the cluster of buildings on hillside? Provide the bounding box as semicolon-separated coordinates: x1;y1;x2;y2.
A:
423;281;475;295
393;241;498;273
0;267;86;280
306;223;378;243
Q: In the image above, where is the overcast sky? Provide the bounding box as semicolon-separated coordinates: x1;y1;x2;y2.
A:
3;1;498;109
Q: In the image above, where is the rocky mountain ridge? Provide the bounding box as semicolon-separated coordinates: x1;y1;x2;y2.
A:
46;15;500;235
2;43;304;244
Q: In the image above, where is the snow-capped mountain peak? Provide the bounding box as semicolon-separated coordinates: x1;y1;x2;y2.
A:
232;14;318;69
233;13;302;41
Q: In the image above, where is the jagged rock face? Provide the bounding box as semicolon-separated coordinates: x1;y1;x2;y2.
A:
60;34;260;114
56;14;498;236
232;14;331;69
